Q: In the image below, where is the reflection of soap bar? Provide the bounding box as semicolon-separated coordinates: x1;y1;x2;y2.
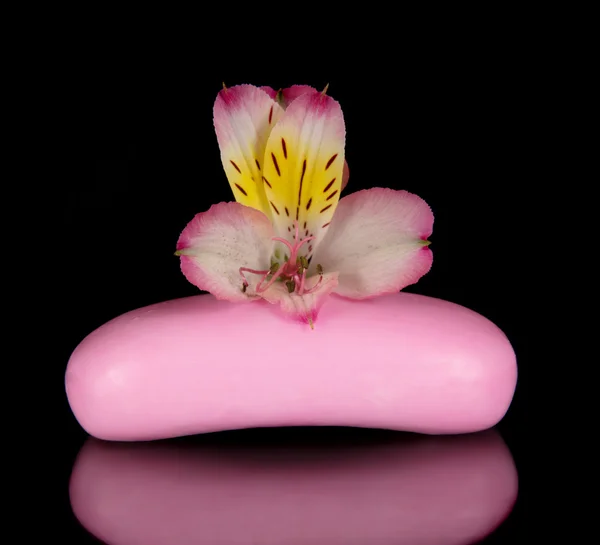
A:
65;293;517;441
70;431;517;544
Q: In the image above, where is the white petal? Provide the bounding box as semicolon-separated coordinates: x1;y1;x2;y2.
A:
313;188;434;299
176;202;274;301
260;272;338;326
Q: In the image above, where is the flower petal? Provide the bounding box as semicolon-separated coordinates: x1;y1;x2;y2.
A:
342;159;349;191
260;85;317;109
259;85;277;100
176;202;275;302
281;85;317;107
260;272;339;326
261;90;346;263
260;84;349;190
281;86;352;190
214;85;284;216
313;188;434;299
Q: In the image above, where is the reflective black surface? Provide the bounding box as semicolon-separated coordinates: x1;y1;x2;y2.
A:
58;330;527;542
63;427;524;543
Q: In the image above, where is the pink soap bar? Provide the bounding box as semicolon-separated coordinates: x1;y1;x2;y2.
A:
70;431;517;544
65;293;517;441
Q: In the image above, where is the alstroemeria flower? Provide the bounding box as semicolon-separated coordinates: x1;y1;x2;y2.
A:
176;84;433;327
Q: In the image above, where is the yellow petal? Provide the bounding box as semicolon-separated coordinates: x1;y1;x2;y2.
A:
261;90;345;261
214;84;284;215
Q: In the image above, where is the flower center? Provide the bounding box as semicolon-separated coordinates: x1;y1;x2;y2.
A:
239;221;324;296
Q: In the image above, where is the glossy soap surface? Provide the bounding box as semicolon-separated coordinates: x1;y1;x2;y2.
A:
65;293;517;441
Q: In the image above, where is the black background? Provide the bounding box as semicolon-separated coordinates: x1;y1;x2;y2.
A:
53;33;532;541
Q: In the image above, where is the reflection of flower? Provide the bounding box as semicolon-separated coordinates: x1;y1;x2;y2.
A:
176;84;434;327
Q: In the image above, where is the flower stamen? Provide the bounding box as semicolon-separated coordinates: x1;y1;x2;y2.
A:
297;268;307;295
240;221;325;297
239;266;270;291
302;274;324;294
256;265;285;293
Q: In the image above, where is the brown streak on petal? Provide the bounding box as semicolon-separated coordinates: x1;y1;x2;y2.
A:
285;206;289;217
255;158;261;170
325;153;338;170
305;229;309;237
281;138;287;159
234;183;248;196
268;105;273;124
326;189;338;201
306;197;312;210
271;153;281;176
320;204;332;213
270;201;280;215
262;176;271;188
230;160;241;174
322;221;331;228
323;178;335;193
308;244;313;252
298;159;306;206
303;221;307;229
296;207;299;221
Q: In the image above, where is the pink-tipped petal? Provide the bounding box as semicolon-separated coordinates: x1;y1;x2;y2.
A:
262;90;346;262
260;272;339;326
281;85;317;107
314;188;434;299
259;86;277;100
176;202;275;302
260;85;317;109
214;85;284;215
